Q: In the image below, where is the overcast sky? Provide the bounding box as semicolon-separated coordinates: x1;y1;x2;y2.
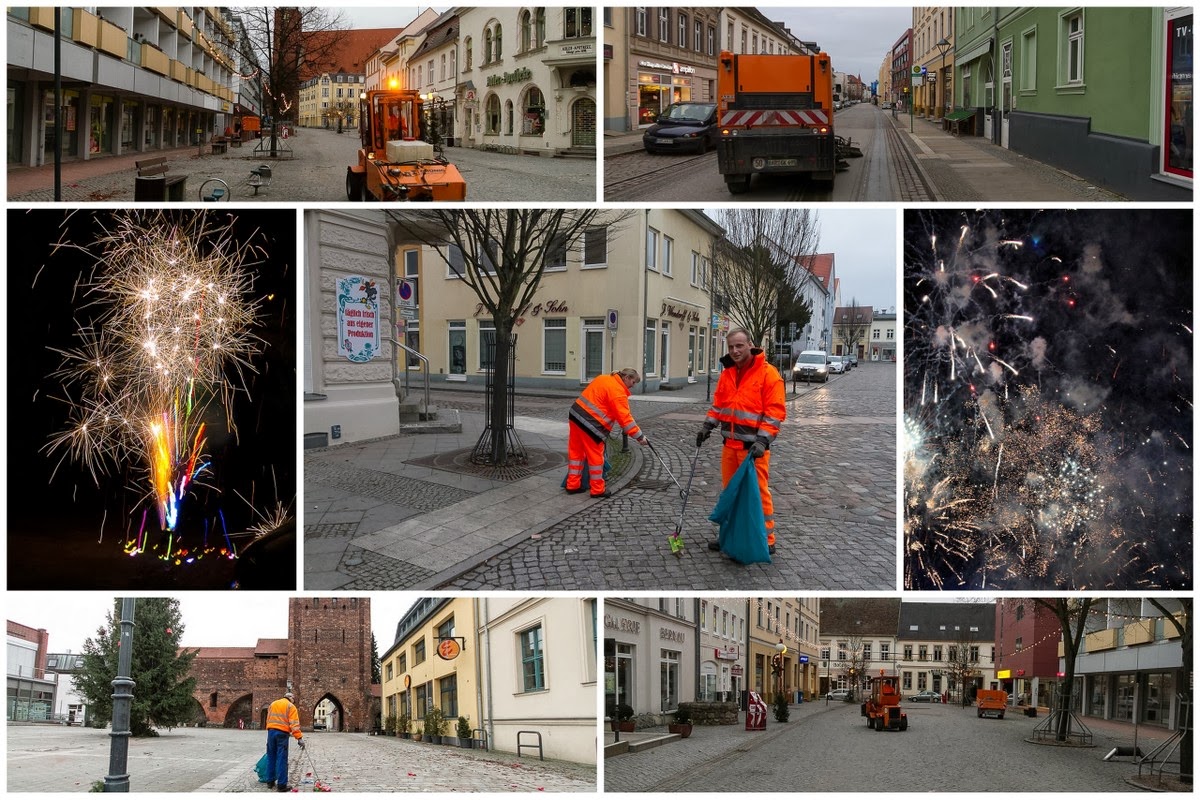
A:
754;7;915;82
814;208;897;311
8;594;419;655
342;6;447;30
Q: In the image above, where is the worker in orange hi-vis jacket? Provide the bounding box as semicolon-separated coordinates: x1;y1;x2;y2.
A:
566;368;648;498
697;329;787;554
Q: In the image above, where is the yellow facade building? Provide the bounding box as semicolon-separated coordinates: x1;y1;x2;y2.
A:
396;210;722;392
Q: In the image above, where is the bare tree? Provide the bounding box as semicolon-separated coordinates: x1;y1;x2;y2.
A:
945;631;981;707
833;636;868;700
836;297;871;359
1035;597;1099;741
230;7;348;156
1148;598;1191;784
386;210;632;465
712;209;820;351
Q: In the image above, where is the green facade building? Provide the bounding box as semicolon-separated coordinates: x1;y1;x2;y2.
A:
953;6;1191;200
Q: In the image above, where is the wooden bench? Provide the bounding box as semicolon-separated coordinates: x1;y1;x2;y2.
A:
134;157;186;201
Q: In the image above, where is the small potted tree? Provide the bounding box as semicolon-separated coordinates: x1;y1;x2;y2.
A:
456;716;474;749
414;726;424;743
397;714;410;740
668;704;693;738
384;713;397;736
424;707;447;745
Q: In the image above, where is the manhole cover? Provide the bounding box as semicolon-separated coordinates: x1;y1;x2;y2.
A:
407;447;566;482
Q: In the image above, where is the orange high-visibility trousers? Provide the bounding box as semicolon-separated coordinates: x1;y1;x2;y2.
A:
566;423;607;496
721;446;775;546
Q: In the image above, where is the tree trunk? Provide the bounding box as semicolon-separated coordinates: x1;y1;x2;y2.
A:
490;322;513;465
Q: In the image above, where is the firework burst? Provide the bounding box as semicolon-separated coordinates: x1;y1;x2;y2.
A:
904;210;1192;590
42;211;265;540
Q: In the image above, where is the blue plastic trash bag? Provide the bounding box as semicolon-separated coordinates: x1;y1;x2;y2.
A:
255;752;270;783
708;456;772;564
560;453;611;490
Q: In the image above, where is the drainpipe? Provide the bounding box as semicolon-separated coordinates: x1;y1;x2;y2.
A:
481;596;495;750
642;208;650;394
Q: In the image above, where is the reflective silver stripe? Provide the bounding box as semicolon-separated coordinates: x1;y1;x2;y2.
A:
763;514;775;523
568;459;584;466
579;395;614;428
569;407;608;442
729;408;762;423
720;429;758;443
756;429;778;443
711;406;736;417
761;415;783;428
567;465;583;475
620;421;638;434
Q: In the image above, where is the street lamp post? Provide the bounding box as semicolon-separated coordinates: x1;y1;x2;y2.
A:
934;37;951;120
104;598;137;792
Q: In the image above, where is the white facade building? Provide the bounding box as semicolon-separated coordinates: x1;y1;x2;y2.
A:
604;599;696;724
477;597;597;764
698;598;748;704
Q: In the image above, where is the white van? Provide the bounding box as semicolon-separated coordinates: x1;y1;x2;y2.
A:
793;350;829;383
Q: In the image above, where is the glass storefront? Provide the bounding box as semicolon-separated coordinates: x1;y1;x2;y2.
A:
1142;671;1174;726
121;101;137;151
637;72;692;125
1113;674;1135;722
8;83;24;165
163;107;175;148
89;94;115;154
1165;11;1193;177
604;639;634;714
1087;674;1108;717
42;89;81;161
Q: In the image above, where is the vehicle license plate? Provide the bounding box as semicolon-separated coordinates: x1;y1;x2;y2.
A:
656;138;674;144
766;158;797;167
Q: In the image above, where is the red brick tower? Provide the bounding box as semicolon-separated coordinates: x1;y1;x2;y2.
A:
287;597;372;732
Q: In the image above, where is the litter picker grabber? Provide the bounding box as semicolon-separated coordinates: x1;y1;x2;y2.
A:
667;444;703;557
645;441;684;494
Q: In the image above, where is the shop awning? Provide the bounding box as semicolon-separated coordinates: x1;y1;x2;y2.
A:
956;37;994;65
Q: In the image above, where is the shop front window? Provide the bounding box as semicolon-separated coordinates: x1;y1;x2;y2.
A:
8;84;23;164
448;321;466;376
638;76;664;124
1142;672;1174;725
485;94;501;134
604;640;634;715
522;86;545;135
1166;11;1193;178
89;95;115;154
121;101;137;150
43;89;81;160
1088;675;1108;717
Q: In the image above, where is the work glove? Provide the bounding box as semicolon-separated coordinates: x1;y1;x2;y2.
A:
696;423;715;448
297;738;305;750
749;438;768;459
637;434;649;447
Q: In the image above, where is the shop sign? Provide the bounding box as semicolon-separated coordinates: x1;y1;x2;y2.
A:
731;665;744;676
437;637;463;660
996;669;1012;679
662;302;701;327
604;614;640;634
715;647;739;661
638;60;697;75
337;275;380;362
561;43;593;55
660;628;685;643
487;67;533;87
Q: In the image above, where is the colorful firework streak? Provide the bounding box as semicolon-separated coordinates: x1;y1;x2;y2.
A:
42;211;264;549
904;210;1192;590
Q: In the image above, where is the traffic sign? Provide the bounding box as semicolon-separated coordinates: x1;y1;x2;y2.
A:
911;64;922;76
397;279;417;320
606;308;619;330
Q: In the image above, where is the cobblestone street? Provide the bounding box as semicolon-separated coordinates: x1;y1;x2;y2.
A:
8;127;596;203
6;725;596;793
306;364;895;591
603;700;1174;793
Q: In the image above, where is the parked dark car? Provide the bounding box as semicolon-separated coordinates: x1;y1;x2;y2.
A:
642;102;719;154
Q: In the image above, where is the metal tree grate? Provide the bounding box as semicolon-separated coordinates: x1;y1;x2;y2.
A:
1031;684;1093;745
471;334;528;466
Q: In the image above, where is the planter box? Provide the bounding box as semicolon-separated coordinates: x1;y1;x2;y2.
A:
459;738;474;749
667;723;692;738
442;736;460;747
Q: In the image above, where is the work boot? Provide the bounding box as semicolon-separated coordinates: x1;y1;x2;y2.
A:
277;786;289;793
707;540;721;551
590;489;612;499
267;783;275;790
565;486;585;495
768;544;776;556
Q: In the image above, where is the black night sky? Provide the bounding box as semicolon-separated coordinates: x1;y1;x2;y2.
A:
7;209;296;590
904;209;1192;590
